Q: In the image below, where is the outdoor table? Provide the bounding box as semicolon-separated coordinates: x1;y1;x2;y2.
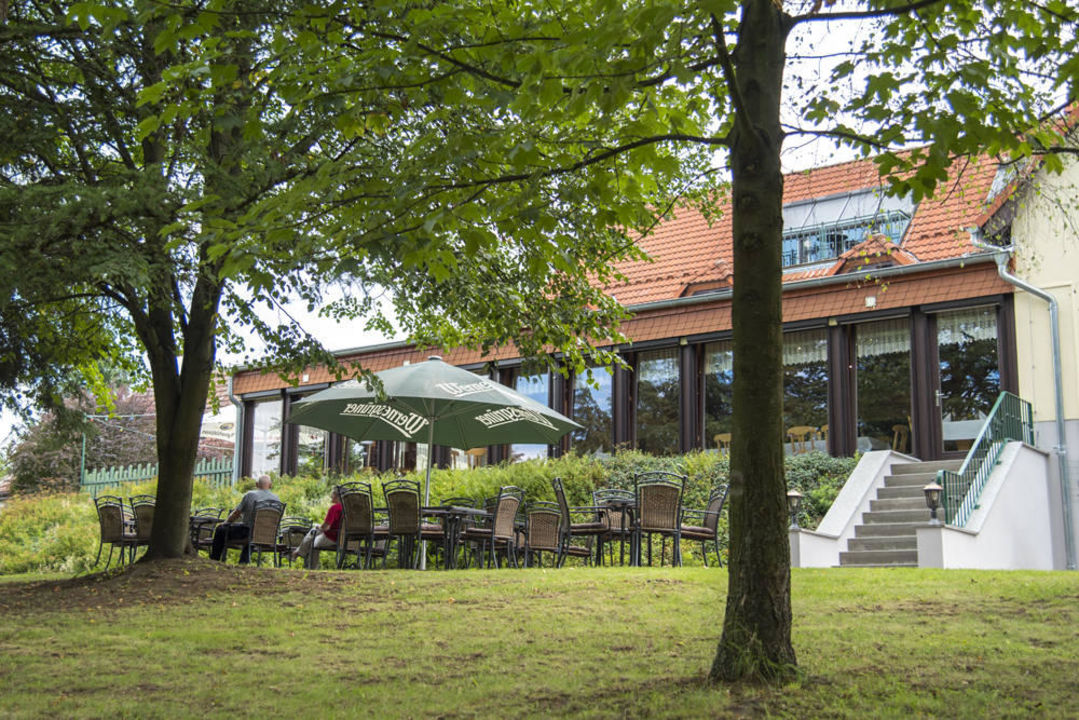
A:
189;513;224;551
597;497;637;566
422;505;490;569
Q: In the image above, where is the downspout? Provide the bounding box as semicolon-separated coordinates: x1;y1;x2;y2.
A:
970;231;1076;570
228;374;243;487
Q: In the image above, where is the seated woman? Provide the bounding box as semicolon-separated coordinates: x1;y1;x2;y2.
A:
291;488;343;570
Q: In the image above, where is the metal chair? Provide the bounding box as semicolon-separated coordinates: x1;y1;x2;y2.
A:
460;486;523;568
93;495;135;569
679;485;729;567
224;499;285;566
551;477;606;567
335;481;384;569
190;507;225;555
382;478;444;568
128;494;155;561
634;471;686;566
277;516;314;567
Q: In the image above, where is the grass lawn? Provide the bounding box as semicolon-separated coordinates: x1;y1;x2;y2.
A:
0;560;1076;718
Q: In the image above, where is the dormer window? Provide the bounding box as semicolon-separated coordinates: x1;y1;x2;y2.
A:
781;189;915;268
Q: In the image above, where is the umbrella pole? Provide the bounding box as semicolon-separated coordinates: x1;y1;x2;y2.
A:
420;419;435;570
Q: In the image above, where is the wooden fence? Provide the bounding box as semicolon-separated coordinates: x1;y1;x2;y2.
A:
81;457;234;495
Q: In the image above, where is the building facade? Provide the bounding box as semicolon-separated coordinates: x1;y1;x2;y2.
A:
229;153;1079;509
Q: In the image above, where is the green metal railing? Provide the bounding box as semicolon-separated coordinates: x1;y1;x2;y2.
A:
81;457;234;495
936;392;1034;527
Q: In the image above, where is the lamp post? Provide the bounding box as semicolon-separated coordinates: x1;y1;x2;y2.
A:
786;489;803;530
923;481;943;526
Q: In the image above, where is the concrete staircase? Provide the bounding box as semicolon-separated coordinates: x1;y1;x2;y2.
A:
839;459;964;567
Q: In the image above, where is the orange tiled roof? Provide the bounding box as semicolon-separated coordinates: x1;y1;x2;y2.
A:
603;155;1000;306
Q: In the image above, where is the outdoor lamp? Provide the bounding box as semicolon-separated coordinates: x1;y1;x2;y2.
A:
786;489;804;530
923;481;943;526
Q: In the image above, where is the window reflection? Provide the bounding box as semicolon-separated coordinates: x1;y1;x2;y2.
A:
637;348;680;455
295;424;326;475
572;367;613;455
856;318;912;453
784;329;829;453
511;372;550;462
937;307;999;452
703;341;734;451
250;398;282;477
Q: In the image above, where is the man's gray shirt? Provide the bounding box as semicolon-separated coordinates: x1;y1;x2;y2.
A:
236;488;280;527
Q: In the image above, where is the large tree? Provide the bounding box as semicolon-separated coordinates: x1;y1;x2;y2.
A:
3;0;1076;684
0;2;650;558
355;0;1077;683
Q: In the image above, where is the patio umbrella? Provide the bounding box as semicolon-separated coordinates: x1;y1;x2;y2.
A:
287;355;581;506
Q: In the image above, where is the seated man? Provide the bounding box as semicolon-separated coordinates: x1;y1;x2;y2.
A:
210;475;280;564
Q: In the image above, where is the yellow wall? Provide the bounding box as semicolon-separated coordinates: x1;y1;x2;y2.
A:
1011;154;1079;423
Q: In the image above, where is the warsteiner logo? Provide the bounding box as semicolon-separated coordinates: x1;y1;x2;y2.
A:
474;407;556;430
339;403;428;437
435;381;494;397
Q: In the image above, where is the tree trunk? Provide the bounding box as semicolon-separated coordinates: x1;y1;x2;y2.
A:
710;0;797;682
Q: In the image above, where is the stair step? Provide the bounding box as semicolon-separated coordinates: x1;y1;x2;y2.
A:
862;508;933;524
883;472;940;487
840;549;919;566
847;536;918;552
877;485;927;500
854;521;927;537
870;497;929;512
890;460;963;474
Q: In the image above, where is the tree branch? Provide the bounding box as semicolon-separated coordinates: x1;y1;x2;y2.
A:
790;0;947;26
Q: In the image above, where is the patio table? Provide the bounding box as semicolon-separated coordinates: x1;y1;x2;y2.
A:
597;497;637;566
422;505;490;569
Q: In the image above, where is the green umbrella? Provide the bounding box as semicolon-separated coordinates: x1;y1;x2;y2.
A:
287;355;581;507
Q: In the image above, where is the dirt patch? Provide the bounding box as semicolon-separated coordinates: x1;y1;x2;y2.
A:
0;557;318;615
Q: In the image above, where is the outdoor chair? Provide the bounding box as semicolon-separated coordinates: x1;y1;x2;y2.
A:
524;501;590;568
277;516;313;567
190;506;225;555
713;432;732;455
128;494;156;561
634;471;686;567
460;486;523;568
678;484;729;567
336;481;385;569
93;495;136;569
593;487;635;566
382;478;445;569
552;477;606;567
223;498;285;566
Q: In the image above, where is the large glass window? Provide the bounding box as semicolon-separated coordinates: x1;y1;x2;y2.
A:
295;425;327;475
783;329;829;452
572;367;613;455
250;397;283;477
345;439;374;473
511;371;550;462
937;307;1000;452
636;348;680;455
856;318;912;453
703;341;734;451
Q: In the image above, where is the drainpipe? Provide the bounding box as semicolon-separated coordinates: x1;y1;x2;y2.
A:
970;230;1076;570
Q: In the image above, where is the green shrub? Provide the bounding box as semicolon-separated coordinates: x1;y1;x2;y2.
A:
0;450;858;575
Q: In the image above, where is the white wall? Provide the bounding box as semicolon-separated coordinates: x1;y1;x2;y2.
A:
1010;152;1079;568
789;450;912;568
917;442;1055;569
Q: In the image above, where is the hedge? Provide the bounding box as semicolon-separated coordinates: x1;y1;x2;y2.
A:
0;451;856;575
